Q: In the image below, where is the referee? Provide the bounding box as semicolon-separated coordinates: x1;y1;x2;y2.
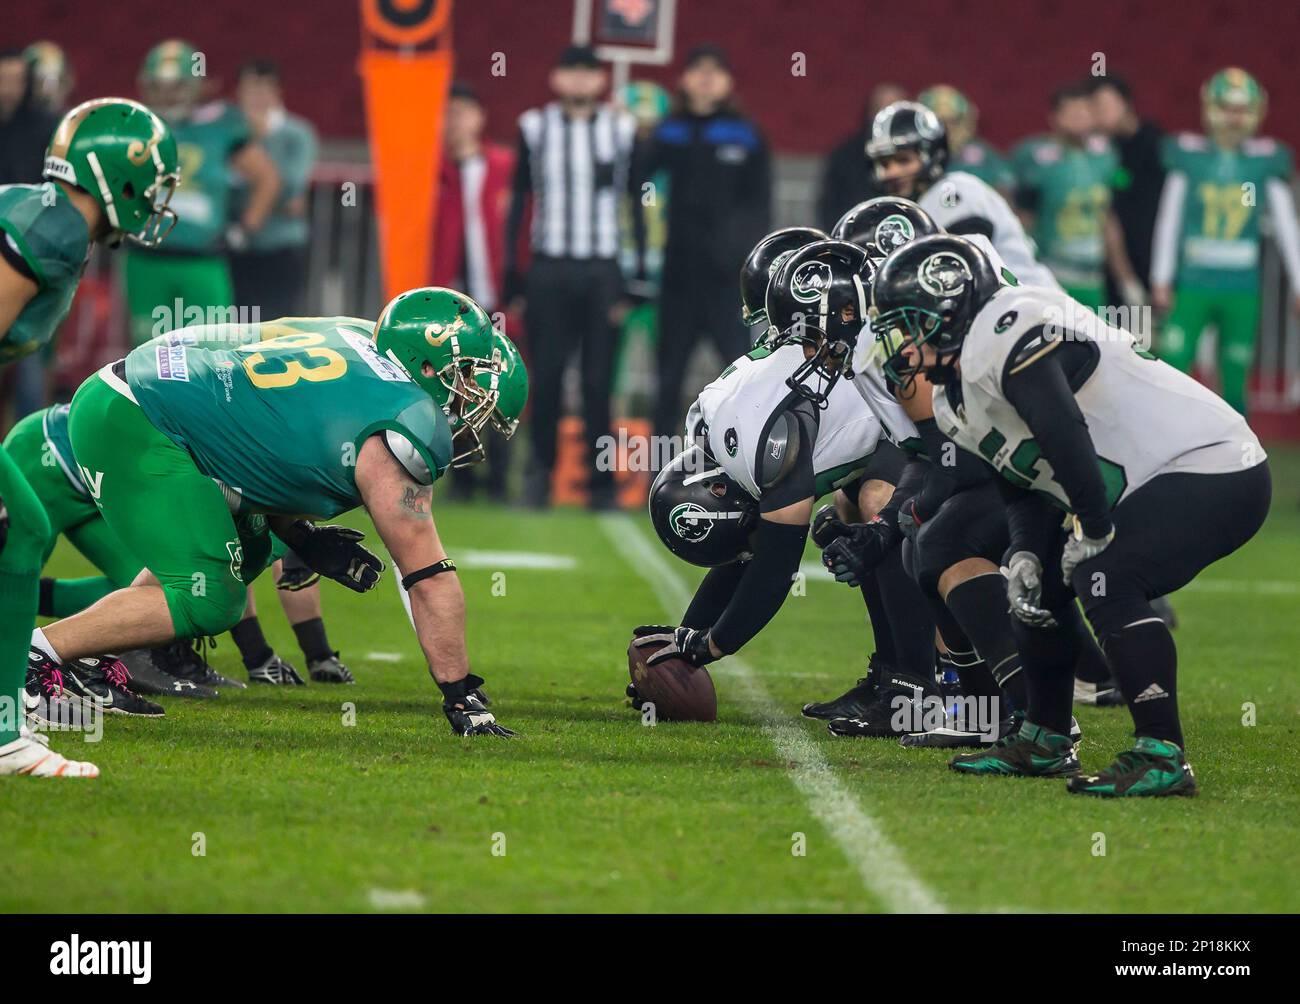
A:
505;45;641;511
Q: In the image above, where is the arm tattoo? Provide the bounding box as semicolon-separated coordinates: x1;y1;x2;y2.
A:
399;484;433;519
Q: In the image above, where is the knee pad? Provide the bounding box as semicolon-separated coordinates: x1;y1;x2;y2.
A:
912;521;970;597
1071;563;1152;644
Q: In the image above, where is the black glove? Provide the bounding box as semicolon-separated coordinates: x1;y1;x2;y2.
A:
276;549;321;591
283;521;384;593
811;504;849;549
444;691;517;737
897;496;923;542
631;624;719;667
821;516;897;587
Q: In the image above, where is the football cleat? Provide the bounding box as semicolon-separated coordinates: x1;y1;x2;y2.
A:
949;721;1080;777
801;655;886;720
0;735;99;778
902;710;1082;749
1067;737;1198;798
153;638;246;690
117;648;217;699
308;653;355;684
444;692;516;737
65;657;165;717
26;648;98;714
247;653;305;686
1074;677;1124;707
825;670;935;739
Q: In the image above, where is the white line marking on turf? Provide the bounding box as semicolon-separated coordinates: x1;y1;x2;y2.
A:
599;514;945;914
367;888;427;910
457;549;576;570
365;652;405;663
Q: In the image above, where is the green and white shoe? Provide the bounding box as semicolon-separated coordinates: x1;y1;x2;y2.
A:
949;720;1080;777
1067;737;1197;798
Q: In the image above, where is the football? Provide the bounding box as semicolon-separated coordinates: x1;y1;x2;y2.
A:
626;638;718;722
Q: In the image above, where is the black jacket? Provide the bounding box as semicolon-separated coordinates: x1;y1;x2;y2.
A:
818;129;882;232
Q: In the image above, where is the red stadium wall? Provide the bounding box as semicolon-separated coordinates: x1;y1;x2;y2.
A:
11;0;1300;152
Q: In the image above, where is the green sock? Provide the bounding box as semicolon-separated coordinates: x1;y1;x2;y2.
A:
41;576;116;618
0;570;37;745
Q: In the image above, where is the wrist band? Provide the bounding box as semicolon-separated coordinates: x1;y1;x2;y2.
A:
402;558;457;591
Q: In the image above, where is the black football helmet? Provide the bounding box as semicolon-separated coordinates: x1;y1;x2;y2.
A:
869;234;1001;389
739;226;829;336
766;239;873;407
866;101;949;197
831;196;940;262
649;445;758;568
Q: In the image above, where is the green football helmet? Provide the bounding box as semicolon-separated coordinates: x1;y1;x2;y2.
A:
1202;67;1266;144
374;287;501;468
139;39;203;120
486;330;528;438
43;97;181;247
918;85;975;151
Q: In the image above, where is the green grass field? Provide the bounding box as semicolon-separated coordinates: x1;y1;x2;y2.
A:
6;450;1300;914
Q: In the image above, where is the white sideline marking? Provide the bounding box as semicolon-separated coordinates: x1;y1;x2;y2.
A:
367;887;426;910
457;549;576;571
365;651;405;663
599;514;945;915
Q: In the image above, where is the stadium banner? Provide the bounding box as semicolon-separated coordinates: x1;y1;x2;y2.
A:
358;0;454;299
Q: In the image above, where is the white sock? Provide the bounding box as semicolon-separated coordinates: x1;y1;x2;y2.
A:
30;627;62;665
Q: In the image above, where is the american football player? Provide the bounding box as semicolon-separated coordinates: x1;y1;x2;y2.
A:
873;234;1271;796
27;290;526;739
917;85;1014;193
1;97;180;777
867;101;1060;289
1151;67;1300;415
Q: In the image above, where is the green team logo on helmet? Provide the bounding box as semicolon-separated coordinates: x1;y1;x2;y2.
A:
1202;67;1266;141
43;97;181;247
375;287;504;468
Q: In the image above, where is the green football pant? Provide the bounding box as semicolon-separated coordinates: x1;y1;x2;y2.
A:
0;443;50;745
123;250;234;346
1158;287;1260;414
3;411;143;616
67;373;276;639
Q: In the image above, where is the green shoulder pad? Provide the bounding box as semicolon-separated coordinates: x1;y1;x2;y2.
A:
0;184;88;290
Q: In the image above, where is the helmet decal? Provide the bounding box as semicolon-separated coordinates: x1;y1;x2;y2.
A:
767;248;796;279
875;214;915;253
918;252;972;298
791;260;833;303
670;502;713;542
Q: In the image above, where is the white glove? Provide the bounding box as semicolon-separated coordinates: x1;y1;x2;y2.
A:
1002;550;1057;627
1061;519;1115;583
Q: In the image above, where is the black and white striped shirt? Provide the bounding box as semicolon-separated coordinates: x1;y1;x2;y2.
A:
508;101;638;261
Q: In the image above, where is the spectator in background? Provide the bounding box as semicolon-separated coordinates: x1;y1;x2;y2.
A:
0;47;60;423
818;81;905;230
638;43;771;452
918;85;1014;193
24;41;74;115
1010;82;1118;310
434;81;516;502
231;59;318;320
505;45;639;511
1089;75;1164;307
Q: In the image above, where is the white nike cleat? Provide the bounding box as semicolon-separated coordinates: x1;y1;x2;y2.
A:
0;735;99;778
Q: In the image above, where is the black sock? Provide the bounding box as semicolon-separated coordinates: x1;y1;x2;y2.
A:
1071;614;1112;684
1010;613;1079;737
859;566;896;666
38;578;55;618
293;617;333;664
230;617;273;669
1104;620;1183;748
945;573;1029;710
875;546;936;679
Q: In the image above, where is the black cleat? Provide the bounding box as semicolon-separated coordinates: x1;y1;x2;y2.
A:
247;653;305;685
64;657;165;717
153;638;246;690
802;655;887;720
117;649;218;699
307;653;355;684
826;670;937;739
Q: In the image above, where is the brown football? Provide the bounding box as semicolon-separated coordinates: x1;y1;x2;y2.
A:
627;638;718;723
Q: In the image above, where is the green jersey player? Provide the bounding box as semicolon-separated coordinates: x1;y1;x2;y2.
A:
1011;84;1118;309
1151;68;1300;415
1;96;179;778
28;290;530;739
918;86;1014;194
126;39;280;345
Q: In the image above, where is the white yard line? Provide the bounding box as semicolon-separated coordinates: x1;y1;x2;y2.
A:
599;514;945;915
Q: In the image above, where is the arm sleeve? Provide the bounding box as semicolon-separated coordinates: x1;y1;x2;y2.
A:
1265;177;1300;292
1150;170;1187;287
709;518;809;654
1002;337;1112;537
997;476;1060;555
682;560;749;629
915;416;991;494
877;456;926;530
944;215;995;239
504;126;532;278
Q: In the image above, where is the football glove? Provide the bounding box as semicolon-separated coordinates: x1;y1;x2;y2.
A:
631;625;718;667
811;504;849;549
1002;550;1057;627
444;691;517;738
897;496;923;542
285;521;385;593
821;516;897;587
1061;519;1115;584
276;549;321;591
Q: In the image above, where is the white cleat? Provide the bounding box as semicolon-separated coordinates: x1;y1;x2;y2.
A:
0;735;99;778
